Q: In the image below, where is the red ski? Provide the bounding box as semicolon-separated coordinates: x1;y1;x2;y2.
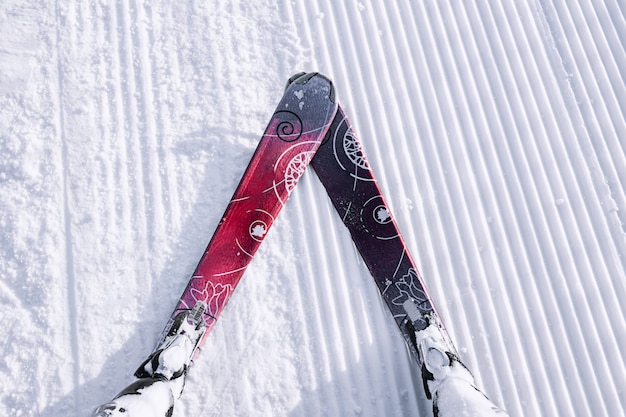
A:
90;72;336;417
165;72;337;355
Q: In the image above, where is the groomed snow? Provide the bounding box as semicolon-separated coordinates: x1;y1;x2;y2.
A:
0;1;624;416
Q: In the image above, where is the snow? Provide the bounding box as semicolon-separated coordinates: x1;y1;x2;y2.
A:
1;0;624;416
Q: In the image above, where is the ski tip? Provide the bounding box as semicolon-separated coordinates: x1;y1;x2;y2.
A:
286;72;307;88
285;72;336;103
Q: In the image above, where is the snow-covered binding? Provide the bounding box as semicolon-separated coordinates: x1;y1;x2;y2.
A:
90;302;206;417
404;300;508;417
135;301;207;380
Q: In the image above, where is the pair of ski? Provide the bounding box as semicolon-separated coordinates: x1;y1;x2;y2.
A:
92;73;508;417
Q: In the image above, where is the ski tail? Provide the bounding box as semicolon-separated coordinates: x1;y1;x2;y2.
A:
311;104;509;416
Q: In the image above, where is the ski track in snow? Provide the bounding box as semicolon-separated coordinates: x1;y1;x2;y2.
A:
0;1;624;416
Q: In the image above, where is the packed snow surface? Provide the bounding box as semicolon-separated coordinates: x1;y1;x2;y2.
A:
1;1;624;416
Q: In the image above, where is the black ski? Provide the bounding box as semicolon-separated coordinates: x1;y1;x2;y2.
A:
311;104;509;416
